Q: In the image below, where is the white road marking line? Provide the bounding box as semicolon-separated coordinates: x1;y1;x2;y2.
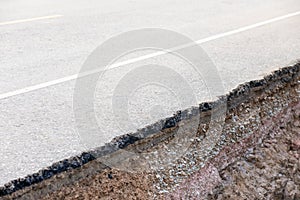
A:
0;15;63;26
1;11;300;100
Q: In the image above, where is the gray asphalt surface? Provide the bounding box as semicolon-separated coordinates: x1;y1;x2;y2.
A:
1;0;300;186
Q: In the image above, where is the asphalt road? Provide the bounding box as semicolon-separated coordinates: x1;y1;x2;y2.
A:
1;0;300;186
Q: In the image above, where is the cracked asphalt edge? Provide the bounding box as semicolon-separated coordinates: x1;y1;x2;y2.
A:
0;60;299;198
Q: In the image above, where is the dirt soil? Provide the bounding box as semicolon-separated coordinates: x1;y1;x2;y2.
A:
208;102;300;200
170;101;300;200
41;169;154;200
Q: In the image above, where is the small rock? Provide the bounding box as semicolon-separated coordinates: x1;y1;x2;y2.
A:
291;138;300;151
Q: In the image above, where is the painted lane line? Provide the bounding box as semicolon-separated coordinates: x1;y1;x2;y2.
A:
0;15;63;26
195;10;300;44
0;75;78;99
1;11;300;100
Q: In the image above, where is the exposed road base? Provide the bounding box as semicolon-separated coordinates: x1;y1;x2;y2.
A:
1;62;299;199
